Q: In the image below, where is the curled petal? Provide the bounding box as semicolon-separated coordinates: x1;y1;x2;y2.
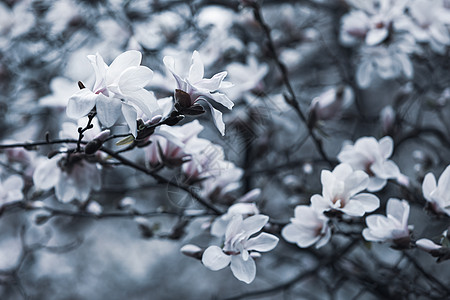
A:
246;233;279;252
67;89;97;119
202;246;231;271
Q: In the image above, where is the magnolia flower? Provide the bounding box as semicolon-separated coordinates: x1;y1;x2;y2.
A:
225;56;268;100
341;0;408;46
202;214;278;284
395;0;450;54
362;198;412;245
422;165;450;216
33;153;101;203
67;50;159;136
310;163;380;217
163;50;234;135
338;136;400;192
308;86;353;123
145;120;203;168
0;175;24;207
211;198;260;237
282;205;331;249
356;36;415;88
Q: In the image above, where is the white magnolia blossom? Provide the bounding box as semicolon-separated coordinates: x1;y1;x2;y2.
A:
362;198;412;243
338;136;400;192
202;214;278;284
282;204;331;249
341;0;408;46
395;0;450;54
225;56;268;100
163;50;234;135
0;175;24;207
211;196;260;237
422;165;450;216
309;85;354;122
33;154;101;203
356;36;415;88
67;50;159;136
310;163;380;217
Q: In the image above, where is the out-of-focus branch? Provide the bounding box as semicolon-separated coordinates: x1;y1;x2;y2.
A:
248;1;333;166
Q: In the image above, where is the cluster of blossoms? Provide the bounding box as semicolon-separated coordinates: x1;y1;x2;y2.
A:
282;136;417;250
30;49;236;205
340;0;450;88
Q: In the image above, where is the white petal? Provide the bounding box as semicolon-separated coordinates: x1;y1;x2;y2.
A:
356;60;374;88
416;239;441;251
163;56;185;89
55;172;77;203
188;51;204;83
207;92;234;110
195;72;227;91
315;227;331;248
67;89;97;119
88;53;107;92
344;170;369;196
367;177;387;192
230;255;256;284
351;193;380;213
121;103;138;137
106;50;142;86
202;246;231;271
204;101;226;136
362;228;382;242
124;89;159;118
379;136;393;159
242;215;269;236
386;198;407;223
246;233;279;252
210;217;228;237
3;175;24;191
437;165;450;192
310;194;330;213
33;157;60;190
118;66;154;93
365;28;388;46
340;200;366;217
96;95;122;127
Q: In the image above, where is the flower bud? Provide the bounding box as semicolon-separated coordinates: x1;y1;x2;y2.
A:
86;201;102;216
416;239;441;252
380;105;395;134
180;244;204;260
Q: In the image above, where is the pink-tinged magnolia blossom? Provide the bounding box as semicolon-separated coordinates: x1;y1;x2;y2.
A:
308;86;353;122
340;0;408;46
202;215;278;284
163;50;234;135
422;165;450;216
145;120;203;168
362;198;412;243
310;163;380;217
282;205;331;249
211;194;260;238
0;175;24;207
338;136;400;192
67;50;159;136
33;153;101;203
